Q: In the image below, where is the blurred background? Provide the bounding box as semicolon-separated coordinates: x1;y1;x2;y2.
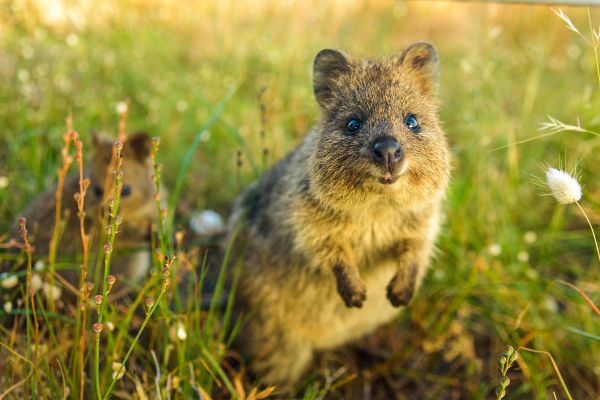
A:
1;1;600;398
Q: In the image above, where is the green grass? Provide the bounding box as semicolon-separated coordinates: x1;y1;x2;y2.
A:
1;1;600;399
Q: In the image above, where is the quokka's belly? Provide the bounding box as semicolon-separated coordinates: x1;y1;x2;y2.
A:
299;260;402;350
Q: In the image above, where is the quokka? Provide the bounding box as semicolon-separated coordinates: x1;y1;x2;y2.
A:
4;132;159;297
229;42;451;387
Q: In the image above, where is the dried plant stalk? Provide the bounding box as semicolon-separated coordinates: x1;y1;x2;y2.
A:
48;116;74;313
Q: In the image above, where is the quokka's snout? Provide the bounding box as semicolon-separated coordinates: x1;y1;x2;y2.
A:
371;135;403;175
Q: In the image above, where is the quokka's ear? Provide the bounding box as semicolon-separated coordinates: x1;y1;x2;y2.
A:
313;49;351;108
90;130;113;162
398;42;439;96
125;132;152;161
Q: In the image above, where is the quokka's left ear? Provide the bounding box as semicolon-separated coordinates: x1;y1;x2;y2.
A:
126;132;152;161
398;42;439;96
313;49;351;109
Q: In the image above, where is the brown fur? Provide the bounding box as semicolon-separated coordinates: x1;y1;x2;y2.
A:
229;43;450;388
8;132;158;284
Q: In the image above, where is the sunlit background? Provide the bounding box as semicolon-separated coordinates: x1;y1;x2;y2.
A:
1;1;600;398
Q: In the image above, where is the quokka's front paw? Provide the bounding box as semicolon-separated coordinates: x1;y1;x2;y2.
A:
386;273;415;307
333;265;367;308
338;278;367;308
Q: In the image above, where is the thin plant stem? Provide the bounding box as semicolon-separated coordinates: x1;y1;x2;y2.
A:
48;116;74;314
102;256;175;399
149;138;168;253
587;8;600;91
94;142;124;399
71;131;91;400
518;347;574;400
575;201;600;263
557;280;600;317
19;217;39;397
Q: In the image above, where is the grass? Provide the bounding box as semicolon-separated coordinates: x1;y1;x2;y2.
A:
1;1;600;399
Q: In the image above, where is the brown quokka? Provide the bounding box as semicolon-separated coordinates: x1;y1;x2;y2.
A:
229;42;450;387
5;132;158;290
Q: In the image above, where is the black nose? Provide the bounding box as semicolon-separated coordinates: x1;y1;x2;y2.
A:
372;136;403;167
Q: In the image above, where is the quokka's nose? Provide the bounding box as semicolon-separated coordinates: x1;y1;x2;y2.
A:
372;136;403;167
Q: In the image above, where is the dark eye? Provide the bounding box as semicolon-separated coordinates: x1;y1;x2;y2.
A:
344;118;362;135
121;185;131;197
92;184;104;198
404;114;421;133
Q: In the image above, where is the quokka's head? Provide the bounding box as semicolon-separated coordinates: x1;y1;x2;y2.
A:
88;132;157;225
309;43;450;208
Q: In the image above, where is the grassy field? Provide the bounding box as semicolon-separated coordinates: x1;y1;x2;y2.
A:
1;1;600;398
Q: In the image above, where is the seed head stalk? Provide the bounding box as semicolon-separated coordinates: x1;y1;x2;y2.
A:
19;217;39;396
575;201;600;264
149;137;168;253
102;256;175;400
70;131;91;400
48;116;74;313
94;142;124;399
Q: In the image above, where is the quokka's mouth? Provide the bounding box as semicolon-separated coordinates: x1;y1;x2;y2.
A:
377;172;400;185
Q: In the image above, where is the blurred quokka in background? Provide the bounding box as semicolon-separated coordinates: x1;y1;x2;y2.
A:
3;132;159;299
229;42;450;387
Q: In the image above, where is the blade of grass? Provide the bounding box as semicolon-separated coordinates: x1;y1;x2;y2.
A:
166;85;238;241
564;325;600;342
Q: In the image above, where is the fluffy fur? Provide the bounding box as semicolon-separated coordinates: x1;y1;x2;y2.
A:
229;42;450;387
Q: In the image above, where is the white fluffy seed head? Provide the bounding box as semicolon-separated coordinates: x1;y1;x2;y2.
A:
545;167;582;204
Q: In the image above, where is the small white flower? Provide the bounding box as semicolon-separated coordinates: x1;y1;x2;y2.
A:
42;282;62;301
0;273;18;289
524;231;537;244
176;322;187;341
0;176;8;189
116;101;128;115
488;243;502;257
31;274;43;291
545;167;582;204
105;321;115;331
517;251;529;263
111;362;125;380
3;302;13;313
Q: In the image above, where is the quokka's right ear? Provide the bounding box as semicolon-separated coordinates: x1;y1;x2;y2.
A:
313;49;350;108
398;42;439;97
90;130;113;162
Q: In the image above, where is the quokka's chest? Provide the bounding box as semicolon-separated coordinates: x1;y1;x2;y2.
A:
328;214;418;261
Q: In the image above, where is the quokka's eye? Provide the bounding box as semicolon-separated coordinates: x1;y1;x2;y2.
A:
92;183;104;198
121;185;132;197
344;117;362;135
404;113;421;133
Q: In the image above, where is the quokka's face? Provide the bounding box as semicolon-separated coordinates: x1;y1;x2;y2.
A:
311;43;450;204
89;132;157;224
